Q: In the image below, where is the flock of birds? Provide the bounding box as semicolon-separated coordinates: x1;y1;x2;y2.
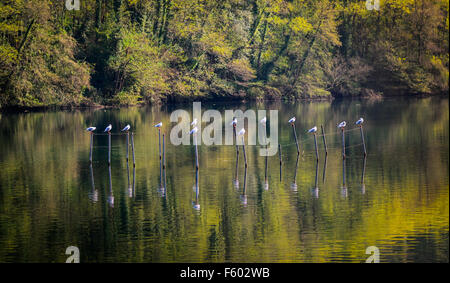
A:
85;117;365;137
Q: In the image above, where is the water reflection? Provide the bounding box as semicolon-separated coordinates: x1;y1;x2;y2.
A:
88;164;98;203
107;165;114;207
291;154;299;192
264;145;269;191
311;161;319;199
233;150;240;189
341;158;348;199
126;162;132;198
0;97;448;263
240;166;248;206
361;157;367;195
193;168;200;211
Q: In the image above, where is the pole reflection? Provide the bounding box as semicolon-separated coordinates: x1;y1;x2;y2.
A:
290;154;299;192
88;164;98;203
341;158;347;198
107;165;114;207
311;161;319;199
193;168;200;211
361;156;367;194
240;166;248;206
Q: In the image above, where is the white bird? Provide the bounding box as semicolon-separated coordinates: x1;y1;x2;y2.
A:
238;128;246;136
121;124;131;132
260;117;267;125
308;126;317;133
355;118;364;125
191;118;198;127
189;127;198;135
288;117;296;124
86;127;96;132
104;124;112;132
154;122;162;128
230;117;237;126
337;121;346;128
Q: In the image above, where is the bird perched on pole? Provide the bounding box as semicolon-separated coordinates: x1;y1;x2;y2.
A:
288;117;300;155
260;117;267;125
338;121;347;159
121;125;131;132
189;127;199;135
337;121;346;129
104;124;112;132
355;118;364;126
230;117;237;127
307;126;317;133
355;118;367;156
288;117;296;124
308;126;319;160
86;127;96;132
238;128;248;167
154;122;162;128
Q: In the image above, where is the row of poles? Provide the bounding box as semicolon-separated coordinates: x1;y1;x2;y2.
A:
86;117;366;167
85;118;367;208
87;125;136;166
287;118;367;162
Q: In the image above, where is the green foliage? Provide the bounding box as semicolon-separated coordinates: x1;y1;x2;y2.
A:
0;0;448;107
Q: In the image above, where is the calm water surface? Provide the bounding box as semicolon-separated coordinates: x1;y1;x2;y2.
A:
0;97;448;262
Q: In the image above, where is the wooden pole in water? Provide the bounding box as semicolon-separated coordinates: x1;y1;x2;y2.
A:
162;134;166;171
361;156;366;194
158;128;162;162
342;158;346;187
234;150;239;188
194;133;199;170
108;131;111;165
126;132;129;161
242;136;247;168
322;155;327;184
341;128;346;159
131;132;136;167
293;154;299;184
313;133;319;161
264;147;268;184
89;132;94;163
132;166;136;197
314;161;319;189
291;124;300;155
360;125;367;157
361;156;367;184
163;133;167;188
321;125;328;155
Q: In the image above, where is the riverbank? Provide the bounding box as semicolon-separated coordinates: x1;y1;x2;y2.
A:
1;91;447;113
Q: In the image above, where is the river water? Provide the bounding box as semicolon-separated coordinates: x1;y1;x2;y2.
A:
0;97;448;262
